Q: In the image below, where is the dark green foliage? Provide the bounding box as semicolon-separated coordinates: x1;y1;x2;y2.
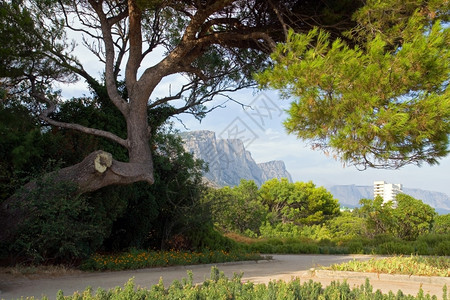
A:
375;242;416;255
1;92;209;260
0;101;68;201
9;176;106;264
247;238;320;254
103;129;209;251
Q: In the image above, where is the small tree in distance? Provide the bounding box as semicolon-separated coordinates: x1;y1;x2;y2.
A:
359;194;436;240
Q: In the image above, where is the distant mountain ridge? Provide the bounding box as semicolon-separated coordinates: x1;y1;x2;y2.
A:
180;130;292;187
328;185;450;214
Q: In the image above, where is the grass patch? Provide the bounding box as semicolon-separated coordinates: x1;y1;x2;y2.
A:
325;255;450;277
81;249;267;271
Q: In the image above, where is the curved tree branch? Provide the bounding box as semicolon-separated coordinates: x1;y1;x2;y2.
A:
30;82;129;149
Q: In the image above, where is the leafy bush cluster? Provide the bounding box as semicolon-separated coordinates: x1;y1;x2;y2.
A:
52;267;448;300
9;176;107;264
203;178;340;237
238;234;450;256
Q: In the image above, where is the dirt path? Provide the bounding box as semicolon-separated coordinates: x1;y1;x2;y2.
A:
0;254;448;299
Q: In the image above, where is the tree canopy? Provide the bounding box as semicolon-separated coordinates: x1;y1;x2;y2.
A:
358;194;436;240
0;0;361;194
256;0;449;169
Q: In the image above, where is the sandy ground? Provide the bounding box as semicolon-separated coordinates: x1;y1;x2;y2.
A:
0;254;448;299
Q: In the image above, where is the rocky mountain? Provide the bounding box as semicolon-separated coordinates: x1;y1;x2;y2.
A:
259;161;293;183
328;185;450;214
179;130;292;187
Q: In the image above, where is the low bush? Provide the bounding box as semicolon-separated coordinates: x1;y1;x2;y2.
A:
326;255;450;277
435;240;450;256
52;267;447;300
8;176;108;264
225;232;449;256
376;241;416;255
416;233;450;248
187;227;240;251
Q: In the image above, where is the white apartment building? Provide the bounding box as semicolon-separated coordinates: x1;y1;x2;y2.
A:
373;181;403;203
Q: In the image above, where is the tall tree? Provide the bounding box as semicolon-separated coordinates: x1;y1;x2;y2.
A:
0;0;360;241
256;0;449;169
0;0;359;193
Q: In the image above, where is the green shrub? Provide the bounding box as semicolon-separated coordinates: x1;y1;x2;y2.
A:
434;240;450;256
413;241;430;255
52;268;446;300
371;234;399;246
188;227;239;251
247;238;320;254
376;241;416;255
416;233;450;248
9;176;107;264
248;242;275;253
259;222;303;238
346;240;365;254
266;238;284;246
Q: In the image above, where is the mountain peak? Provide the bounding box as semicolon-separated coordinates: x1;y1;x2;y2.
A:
180;130;292;187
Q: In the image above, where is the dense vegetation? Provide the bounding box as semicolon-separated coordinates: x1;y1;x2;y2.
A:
1;96;449;265
0;97;212;264
204;179;449;256
0;0;448;271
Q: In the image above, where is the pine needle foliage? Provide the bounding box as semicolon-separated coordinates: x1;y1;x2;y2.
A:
257;1;449;169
